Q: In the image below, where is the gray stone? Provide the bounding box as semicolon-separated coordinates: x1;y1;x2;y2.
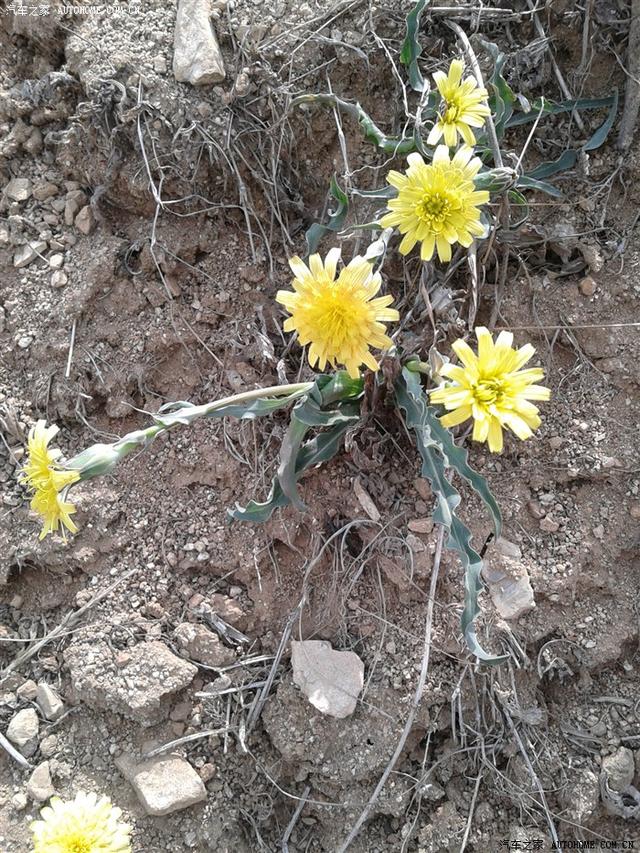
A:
74;205;95;235
36;683;64;721
64;640;197;726
173;0;226;85
291;640;364;719
483;553;535;620
27;761;55;802
48;253;64;270
32;181;59;201
560;769;599;823
16;680;38;701
51;271;68;288
13;240;47;268
39;734;58;758
6;707;39;756
174;623;235;667
5;178;32;202
602;747;635;792
116;753;206;816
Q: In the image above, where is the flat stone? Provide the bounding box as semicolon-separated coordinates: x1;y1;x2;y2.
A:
174;623;235;667
602;747;635;792
483;553;535;620
291;640;364;719
36;683;64;721
5;178;32;202
13;240;47;268
32;181;59;201
74;205;95;235
6;707;39;756
27;761;55;802
64;640;197;726
173;0;226;85
116;753;206;816
16;679;38;701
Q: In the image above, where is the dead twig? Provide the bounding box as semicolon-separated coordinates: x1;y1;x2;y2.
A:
337;525;446;853
617;0;640;150
281;785;311;853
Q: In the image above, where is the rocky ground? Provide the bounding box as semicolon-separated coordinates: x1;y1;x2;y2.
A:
1;1;640;851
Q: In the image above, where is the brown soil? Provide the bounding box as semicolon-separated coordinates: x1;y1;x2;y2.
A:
1;1;639;851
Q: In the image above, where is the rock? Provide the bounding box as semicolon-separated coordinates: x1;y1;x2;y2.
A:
206;595;247;631
116;753;206;816
174;623;235;667
5;178;32;202
6;708;39;756
483;552;535;620
173;0;226;85
16;680;38;701
11;792;28;811
48;253;64;269
32;181;59;201
51;271;68;288
539;515;560;533
13;240;47;268
36;683;64;721
560;769;599;823
74;205;95;235
17;335;33;349
291;640;364;719
602;747;635;792
27;761;55;802
408;518;433;534
39;734;58;758
579;276;597;297
153;54;167;73
64;640;197;726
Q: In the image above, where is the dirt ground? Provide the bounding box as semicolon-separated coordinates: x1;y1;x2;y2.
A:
1;1;640;851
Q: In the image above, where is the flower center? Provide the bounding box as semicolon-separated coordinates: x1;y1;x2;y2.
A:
443;101;461;123
416;192;451;224
473;378;505;406
64;837;91;853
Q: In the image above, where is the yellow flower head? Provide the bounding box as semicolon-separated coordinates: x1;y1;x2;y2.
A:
31;791;132;853
427;59;491;148
380;146;489;263
20;420;80;540
429;327;551;453
276;249;399;379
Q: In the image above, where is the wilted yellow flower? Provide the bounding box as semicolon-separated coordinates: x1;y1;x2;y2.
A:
427;59;491;148
31;791;132;853
380;146;489;263
429;327;551;453
276;249;399;379
20;420;80;540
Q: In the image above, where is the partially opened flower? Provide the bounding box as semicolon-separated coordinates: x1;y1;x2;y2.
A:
380;146;489;263
427;59;491;148
276;250;399;379
20;420;80;540
429;327;551;453
31;791;132;853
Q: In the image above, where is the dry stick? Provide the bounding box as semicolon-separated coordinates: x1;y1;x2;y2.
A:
459;770;484;853
281;785;311;853
336;525;446;853
0;731;32;770
526;0;585;132
1;569;136;680
617;0;640;150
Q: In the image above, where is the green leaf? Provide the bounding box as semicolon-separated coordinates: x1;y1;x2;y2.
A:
505;94;617;128
400;0;430;92
506;188;530;228
154;392;306;427
515;175;563;198
305;175;349;256
291;93;416;155
228;422;352;523
482;41;515;139
395;368;506;664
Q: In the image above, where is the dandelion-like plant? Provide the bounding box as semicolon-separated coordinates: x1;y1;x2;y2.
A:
31;791;131;853
427;59;491;148
276;249;399;378
429;327;551;453
20;420;80;540
379;146;489;263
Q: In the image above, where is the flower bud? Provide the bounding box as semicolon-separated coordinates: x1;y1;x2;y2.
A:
474;167;518;193
64;443;121;480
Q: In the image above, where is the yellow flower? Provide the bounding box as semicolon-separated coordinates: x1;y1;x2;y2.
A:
427;59;491;148
31;791;132;853
380;146;489;263
429;327;551;453
20;420;80;540
276;249;399;379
